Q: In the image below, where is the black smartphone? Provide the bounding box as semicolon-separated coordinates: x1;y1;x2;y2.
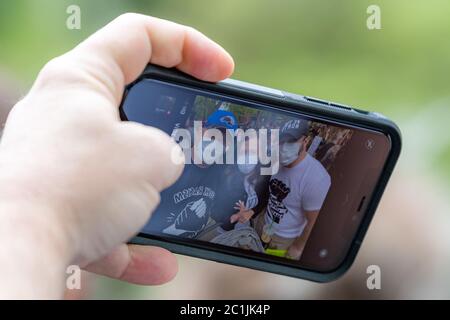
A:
120;65;401;282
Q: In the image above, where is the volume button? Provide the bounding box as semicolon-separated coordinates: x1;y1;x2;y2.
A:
304;96;330;106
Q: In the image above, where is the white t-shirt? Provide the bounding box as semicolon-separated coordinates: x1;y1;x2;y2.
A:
265;153;331;238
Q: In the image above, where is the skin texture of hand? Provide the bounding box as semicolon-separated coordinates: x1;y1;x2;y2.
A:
286;211;318;260
286;243;303;260
0;13;234;298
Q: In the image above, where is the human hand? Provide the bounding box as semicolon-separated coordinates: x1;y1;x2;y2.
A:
286;243;303;260
230;200;254;223
0;13;234;298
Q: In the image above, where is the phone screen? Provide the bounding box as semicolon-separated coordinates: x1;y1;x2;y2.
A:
121;78;391;272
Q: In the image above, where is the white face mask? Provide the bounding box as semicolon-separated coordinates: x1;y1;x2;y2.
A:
280;141;301;166
238;163;257;174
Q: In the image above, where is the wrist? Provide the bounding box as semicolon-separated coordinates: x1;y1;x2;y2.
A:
0;159;77;263
0;200;74;298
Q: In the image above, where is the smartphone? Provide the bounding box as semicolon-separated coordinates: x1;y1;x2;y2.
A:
119;65;401;282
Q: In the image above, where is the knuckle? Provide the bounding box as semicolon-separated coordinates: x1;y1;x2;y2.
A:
117;12;138;20
37;57;67;84
34;55;84;91
184;25;199;35
114;12;144;26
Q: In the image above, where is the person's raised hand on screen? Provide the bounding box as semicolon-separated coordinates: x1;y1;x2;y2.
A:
230;200;255;224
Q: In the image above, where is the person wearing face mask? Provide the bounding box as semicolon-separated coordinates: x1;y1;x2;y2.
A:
252;119;331;260
198;161;258;239
141;109;237;239
227;136;270;227
197;133;270;242
228;162;271;225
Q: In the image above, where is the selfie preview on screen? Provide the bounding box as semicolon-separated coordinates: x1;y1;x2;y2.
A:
126;81;355;262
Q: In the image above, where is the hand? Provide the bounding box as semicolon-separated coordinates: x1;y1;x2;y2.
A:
230;200;255;223
286;243;304;260
0;13;234;298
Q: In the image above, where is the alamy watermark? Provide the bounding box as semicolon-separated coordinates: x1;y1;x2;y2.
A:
66;5;81;30
170;121;280;175
367;5;381;30
366;264;381;290
66;265;81;290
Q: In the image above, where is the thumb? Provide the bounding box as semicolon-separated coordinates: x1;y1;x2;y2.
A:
118;122;185;192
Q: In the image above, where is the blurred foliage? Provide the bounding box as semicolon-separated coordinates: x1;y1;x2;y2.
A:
1;0;450;116
0;0;449;298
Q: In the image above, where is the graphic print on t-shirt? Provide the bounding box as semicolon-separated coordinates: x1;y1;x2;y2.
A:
267;178;291;224
162;185;216;238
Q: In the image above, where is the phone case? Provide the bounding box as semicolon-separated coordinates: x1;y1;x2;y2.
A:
121;64;402;282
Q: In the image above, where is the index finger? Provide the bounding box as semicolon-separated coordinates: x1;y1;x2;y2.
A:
36;13;235;104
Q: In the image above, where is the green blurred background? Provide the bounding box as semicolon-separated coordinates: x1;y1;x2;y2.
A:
1;0;449;299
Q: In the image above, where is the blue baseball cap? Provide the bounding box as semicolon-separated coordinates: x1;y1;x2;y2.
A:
205;110;238;131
